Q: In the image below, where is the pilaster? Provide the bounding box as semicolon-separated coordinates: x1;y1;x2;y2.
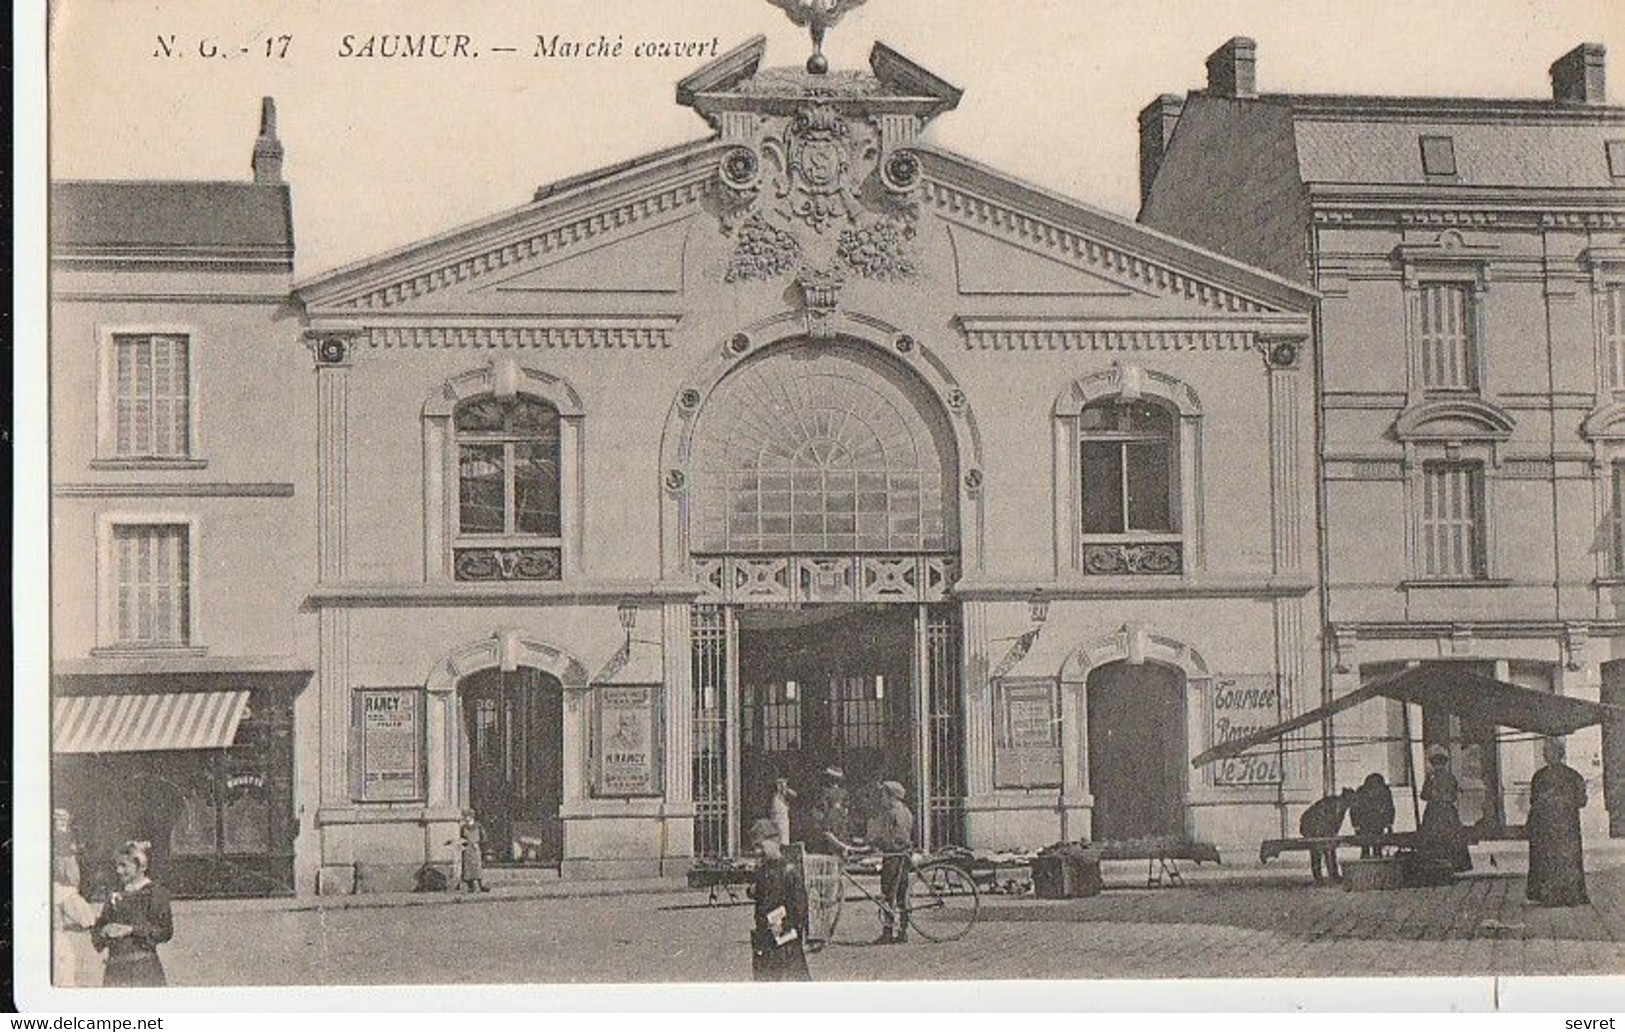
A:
309;332;357;810
961;599;994;798
662;602;694;806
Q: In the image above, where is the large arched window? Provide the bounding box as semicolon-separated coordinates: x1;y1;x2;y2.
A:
454;395;561;538
1078;398;1179;536
690;343;956;555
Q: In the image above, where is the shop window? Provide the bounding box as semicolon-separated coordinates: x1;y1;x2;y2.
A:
101;332;193;461
1418;461;1486;579
107;522;193;647
1078;398;1179;535
1418;283;1478;392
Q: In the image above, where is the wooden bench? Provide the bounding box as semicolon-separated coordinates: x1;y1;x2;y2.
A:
1259;832;1419;865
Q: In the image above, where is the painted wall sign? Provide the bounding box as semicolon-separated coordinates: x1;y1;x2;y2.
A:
993;677;1062;788
1209;674;1284;786
355;688;423;802
594;683;662;797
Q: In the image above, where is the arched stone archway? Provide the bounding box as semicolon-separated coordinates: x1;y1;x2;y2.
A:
419;631;590;839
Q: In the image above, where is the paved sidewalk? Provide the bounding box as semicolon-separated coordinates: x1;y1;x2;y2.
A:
158;853;1625;985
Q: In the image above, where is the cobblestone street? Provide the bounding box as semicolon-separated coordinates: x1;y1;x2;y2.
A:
160;854;1625;985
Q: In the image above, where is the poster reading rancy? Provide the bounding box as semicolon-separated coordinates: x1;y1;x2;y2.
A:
595;684;661;796
356;689;422;801
993;677;1062;787
1208;674;1284;786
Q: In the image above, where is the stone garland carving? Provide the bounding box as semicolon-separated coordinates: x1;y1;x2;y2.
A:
1080;542;1183;576
719;102;921;336
453;546;563;582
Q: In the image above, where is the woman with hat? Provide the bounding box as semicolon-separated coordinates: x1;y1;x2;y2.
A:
746;818;811;981
92;841;174;986
1418;745;1473;875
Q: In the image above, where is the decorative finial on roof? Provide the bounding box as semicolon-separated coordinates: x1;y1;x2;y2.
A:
252;96;284;184
764;0;870;74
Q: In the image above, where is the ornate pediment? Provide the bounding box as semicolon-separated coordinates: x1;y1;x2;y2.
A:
1394;396;1515;442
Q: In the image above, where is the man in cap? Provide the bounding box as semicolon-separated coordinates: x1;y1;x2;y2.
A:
747;817;811;980
808;767;851;855
865;780;915;944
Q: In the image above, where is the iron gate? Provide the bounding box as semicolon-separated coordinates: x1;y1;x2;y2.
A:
691;605;730;858
925;604;965;848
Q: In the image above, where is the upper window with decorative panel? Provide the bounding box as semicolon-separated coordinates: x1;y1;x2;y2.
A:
100;331;195;463
452;394;563;579
1078;398;1180;538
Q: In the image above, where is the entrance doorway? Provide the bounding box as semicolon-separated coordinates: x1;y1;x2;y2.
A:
737;606;916;840
1086;661;1188;842
461;667;564;866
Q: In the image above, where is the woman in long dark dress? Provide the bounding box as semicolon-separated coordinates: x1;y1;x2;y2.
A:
1526;737;1589;906
746;818;810;981
1419;747;1473;873
92;841;174;987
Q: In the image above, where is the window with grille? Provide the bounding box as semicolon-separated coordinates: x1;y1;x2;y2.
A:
1612;463;1625;577
1418;283;1478;391
110;333;191;458
111;523;191;646
1419;462;1486;579
454;396;561;537
1078;399;1178;535
1605;284;1625;391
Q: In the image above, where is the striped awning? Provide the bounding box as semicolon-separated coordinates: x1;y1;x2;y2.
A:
54;690;251;754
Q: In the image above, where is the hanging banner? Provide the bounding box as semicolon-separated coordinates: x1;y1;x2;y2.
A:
993;677;1062;788
355;688;423;802
1209;674;1284;786
594;683;662;797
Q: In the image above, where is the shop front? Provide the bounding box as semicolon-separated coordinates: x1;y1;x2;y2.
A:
53;674;307;899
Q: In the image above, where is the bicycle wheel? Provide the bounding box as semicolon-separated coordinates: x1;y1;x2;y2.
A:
906;861;980;942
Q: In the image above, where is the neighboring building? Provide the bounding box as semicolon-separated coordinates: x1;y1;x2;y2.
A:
50;101;319;896
289;35;1320;889
1139;39;1625;837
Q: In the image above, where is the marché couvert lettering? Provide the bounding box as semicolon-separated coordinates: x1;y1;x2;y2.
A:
533;33;721;59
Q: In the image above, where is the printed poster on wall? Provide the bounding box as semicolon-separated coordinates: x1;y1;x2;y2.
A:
993;677;1062;788
595;684;661;797
1209;674;1284;786
356;688;423;801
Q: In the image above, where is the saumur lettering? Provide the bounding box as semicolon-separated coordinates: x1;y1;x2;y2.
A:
337;34;476;58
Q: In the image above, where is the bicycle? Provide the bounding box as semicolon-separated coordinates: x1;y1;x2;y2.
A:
803;848;981;944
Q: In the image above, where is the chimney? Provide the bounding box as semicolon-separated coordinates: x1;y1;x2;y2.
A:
252;96;284;184
1205;37;1257;99
1551;43;1606;104
1138;94;1185;206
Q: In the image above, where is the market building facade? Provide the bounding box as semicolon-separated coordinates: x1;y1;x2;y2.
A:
292;36;1321;891
1139;39;1625;838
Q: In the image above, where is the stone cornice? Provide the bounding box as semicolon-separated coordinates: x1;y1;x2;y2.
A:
955;315;1306;352
918;146;1317;316
307;579;705;608
54;654;312;678
1311;185;1625;229
358;319;680;350
53;481;295;498
952;574;1316;601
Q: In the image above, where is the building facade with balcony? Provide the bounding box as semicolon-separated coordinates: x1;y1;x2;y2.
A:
289;35;1321;890
49;102;320;897
1139;38;1625;838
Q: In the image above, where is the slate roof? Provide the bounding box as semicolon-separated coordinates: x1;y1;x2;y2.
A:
1269;94;1625;189
51;181;294;264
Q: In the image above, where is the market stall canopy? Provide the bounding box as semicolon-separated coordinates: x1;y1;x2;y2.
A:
1192;665;1616;768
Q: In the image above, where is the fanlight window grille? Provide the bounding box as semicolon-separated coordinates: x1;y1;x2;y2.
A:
690;347;955;554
